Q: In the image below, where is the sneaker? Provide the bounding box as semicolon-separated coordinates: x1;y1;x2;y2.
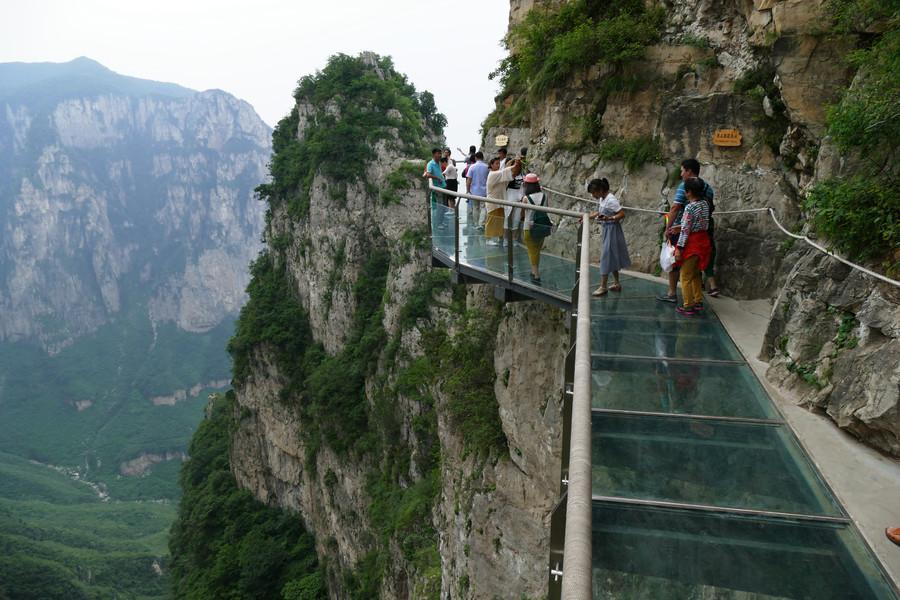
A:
693;303;704;312
476;225;485;231
486;238;500;246
512;240;520;247
709;288;720;297
656;294;677;303
675;306;695;315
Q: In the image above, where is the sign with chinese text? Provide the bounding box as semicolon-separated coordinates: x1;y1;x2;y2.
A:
713;129;742;146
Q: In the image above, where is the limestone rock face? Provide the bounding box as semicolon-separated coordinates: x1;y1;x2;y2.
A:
492;0;860;300
437;300;565;600
0;58;269;352
763;250;900;457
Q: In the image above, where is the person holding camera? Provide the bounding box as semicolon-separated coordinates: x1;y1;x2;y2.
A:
485;156;523;246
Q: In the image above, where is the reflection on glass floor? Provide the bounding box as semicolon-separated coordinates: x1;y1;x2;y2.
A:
592;502;898;600
430;198;899;598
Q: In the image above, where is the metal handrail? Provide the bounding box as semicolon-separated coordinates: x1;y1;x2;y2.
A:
560;217;594;600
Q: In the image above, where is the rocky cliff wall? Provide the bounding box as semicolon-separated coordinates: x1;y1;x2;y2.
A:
488;0;899;456
227;53;566;599
0;61;269;353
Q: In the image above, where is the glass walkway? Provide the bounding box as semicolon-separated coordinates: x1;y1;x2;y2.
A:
429;197;900;599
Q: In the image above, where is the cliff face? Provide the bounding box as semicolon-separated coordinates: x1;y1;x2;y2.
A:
491;0;900;457
0;58;269;353
226;52;565;599
224;3;898;600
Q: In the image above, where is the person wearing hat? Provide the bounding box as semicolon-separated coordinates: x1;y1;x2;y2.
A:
520;173;547;282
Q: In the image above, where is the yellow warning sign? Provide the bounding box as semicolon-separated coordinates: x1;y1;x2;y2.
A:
713;129;742;146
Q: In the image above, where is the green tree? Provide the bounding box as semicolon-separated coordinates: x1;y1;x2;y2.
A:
804;1;900;272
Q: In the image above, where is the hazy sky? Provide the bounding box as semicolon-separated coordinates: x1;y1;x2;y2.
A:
0;0;510;152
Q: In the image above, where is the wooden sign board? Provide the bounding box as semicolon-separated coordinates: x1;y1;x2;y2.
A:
713;129;742;146
495;134;509;147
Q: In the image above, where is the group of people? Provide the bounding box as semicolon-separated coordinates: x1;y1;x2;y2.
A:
426;149;719;306
429;145;551;283
580;158;717;315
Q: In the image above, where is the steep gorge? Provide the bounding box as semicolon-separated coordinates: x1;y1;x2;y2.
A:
210;1;898;599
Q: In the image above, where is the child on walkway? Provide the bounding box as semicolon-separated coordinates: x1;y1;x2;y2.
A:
673;177;711;315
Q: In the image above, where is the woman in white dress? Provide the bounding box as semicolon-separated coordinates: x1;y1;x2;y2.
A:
585;178;631;296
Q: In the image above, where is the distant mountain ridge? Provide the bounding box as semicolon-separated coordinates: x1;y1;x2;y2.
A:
0;57;270;352
0;56;195;107
0;57;271;499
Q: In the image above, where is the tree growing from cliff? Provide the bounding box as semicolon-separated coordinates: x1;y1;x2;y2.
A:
804;0;900;272
256;52;445;218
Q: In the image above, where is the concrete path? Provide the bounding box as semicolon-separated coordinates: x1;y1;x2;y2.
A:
710;291;900;588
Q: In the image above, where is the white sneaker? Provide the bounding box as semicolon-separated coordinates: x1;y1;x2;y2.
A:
512;240;520;247
486;238;500;246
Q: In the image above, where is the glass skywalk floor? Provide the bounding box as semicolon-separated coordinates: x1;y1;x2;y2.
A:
429;199;899;598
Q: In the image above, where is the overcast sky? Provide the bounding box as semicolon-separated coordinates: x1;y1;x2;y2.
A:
0;0;510;153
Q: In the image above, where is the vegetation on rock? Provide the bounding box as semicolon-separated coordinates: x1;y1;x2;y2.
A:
255;53;446;218
486;0;664;128
804;0;900;274
168;393;325;600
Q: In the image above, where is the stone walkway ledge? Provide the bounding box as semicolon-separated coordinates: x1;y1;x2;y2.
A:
622;268;900;587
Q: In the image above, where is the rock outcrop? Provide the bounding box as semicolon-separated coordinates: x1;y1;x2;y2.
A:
763;248;900;456
0;57;269;353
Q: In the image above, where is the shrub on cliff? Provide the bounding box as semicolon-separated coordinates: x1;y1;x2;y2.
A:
487;0;664;127
804;1;900;273
169;392;325;600
256;52;446;218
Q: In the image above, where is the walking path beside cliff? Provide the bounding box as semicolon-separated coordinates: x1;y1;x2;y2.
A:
621;268;900;586
704;283;900;587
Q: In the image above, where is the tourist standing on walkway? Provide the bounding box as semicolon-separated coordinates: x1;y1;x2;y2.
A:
442;156;458;208
521;173;547;282
658;159;715;303
424;148;446;201
486;156;523;246
466;151;489;227
584;178;631;296
504;154;525;246
673;177;712;315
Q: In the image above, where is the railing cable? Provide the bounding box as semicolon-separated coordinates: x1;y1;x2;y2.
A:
541;185;899;288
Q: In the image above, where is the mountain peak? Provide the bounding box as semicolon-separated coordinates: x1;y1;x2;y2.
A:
0;57;196;106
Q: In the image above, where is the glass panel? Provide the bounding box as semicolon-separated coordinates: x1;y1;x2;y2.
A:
591;356;778;419
590;296;722;319
592;413;842;516
431;199;581;294
591;314;739;361
592;501;899;599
